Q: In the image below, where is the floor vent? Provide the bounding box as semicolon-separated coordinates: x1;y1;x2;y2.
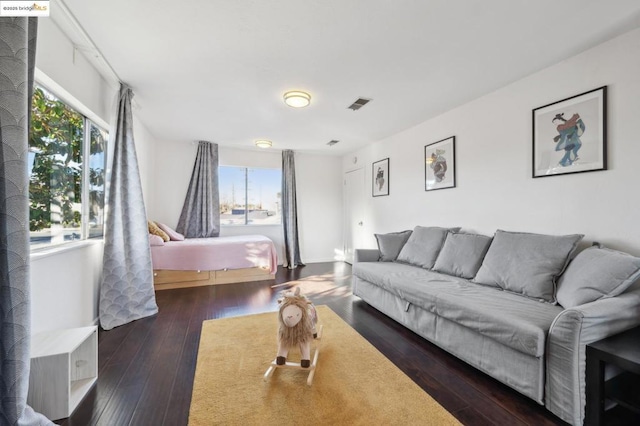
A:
347;98;372;111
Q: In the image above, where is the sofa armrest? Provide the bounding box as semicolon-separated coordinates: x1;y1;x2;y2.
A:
352;249;379;296
545;287;640;425
354;249;380;264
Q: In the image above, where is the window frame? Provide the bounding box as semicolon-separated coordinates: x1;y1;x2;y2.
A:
29;82;109;251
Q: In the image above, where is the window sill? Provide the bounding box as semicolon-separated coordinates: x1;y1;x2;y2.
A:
30;239;104;261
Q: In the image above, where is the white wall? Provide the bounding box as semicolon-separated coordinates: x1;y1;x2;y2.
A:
135;120;157;211
35;18;112;124
148;144;343;263
344;27;640;255
31;19;155;333
295;152;344;263
31;243;104;334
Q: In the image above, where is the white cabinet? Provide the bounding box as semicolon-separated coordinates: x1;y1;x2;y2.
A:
27;326;98;420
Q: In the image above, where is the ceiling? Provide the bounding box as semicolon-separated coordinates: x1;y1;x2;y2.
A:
54;0;640;155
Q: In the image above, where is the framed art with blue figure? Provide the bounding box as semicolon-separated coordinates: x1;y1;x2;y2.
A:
425;136;456;191
532;86;607;178
372;158;389;197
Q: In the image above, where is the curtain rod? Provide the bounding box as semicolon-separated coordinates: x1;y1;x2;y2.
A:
55;0;122;87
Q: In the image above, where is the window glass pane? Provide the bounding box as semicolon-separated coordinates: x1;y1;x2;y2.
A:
246;168;281;225
29;87;84;247
219;166;281;225
88;122;107;239
219;166;248;225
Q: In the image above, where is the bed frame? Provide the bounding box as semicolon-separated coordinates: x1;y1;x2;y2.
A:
153;267;275;291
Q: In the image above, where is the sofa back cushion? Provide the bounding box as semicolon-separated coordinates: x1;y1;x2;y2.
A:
396;226;460;269
556;244;640;308
473;230;583;303
433;232;492;279
375;230;413;262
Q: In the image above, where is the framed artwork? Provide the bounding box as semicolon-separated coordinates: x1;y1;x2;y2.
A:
532;86;607;178
425;136;456;191
372;158;389;197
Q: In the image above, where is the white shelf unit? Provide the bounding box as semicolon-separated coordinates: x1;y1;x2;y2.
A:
28;326;98;421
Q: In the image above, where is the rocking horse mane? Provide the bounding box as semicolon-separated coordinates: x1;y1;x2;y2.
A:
278;290;313;348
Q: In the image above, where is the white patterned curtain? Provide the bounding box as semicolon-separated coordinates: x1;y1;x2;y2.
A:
99;85;158;330
282;150;304;269
0;17;54;425
176;141;220;238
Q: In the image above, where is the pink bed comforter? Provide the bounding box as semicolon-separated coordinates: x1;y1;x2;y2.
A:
150;235;278;274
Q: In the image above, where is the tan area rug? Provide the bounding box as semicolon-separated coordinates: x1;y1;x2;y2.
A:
189;305;461;425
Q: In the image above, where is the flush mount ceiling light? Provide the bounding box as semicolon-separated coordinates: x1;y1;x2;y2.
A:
255;140;272;148
283;91;311;108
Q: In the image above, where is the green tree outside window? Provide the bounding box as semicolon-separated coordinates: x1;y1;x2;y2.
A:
29;86;107;246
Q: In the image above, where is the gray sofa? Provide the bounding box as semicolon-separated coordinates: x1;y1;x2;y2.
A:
352;226;640;425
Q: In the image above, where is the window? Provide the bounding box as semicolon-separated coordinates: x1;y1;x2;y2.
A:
219;166;281;225
29;86;108;248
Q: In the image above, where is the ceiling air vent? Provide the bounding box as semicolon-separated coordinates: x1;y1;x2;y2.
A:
347;97;372;111
327;140;339;146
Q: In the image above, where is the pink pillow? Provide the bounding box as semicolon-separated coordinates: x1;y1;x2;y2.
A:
149;234;165;246
157;222;185;241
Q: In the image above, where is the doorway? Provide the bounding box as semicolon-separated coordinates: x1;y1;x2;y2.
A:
344;168;365;264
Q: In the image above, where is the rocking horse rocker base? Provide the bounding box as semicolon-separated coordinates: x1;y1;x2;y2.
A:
264;324;323;386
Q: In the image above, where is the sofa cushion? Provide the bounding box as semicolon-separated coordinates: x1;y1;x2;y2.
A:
473;230;583;303
353;262;465;309
396;226;460;269
352;262;466;308
353;262;561;357
556;245;640;308
433;232;492;279
433;282;562;357
375;230;412;262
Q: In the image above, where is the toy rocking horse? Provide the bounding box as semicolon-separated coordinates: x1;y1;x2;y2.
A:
263;287;323;386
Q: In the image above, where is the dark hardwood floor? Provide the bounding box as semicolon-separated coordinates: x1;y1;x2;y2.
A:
59;262;567;425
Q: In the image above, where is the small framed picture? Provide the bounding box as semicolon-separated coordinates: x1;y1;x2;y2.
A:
372;158;389;197
532;86;607;178
425;136;455;191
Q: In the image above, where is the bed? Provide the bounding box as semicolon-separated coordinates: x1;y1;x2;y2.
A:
150;235;278;290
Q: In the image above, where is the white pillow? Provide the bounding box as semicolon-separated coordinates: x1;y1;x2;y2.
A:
157;222;185;241
149;234;165;246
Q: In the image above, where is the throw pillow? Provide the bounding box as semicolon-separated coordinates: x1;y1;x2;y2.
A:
148;220;170;242
556;244;640;308
473;229;583;303
157;222;185;241
433;232;492;279
396;226;461;269
375;230;412;262
149;234;165;246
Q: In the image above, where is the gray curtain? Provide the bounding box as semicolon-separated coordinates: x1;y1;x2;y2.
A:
282;150;304;269
0;17;53;425
176;141;220;238
99;85;158;331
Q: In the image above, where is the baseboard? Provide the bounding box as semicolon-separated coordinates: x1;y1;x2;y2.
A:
300;257;345;264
